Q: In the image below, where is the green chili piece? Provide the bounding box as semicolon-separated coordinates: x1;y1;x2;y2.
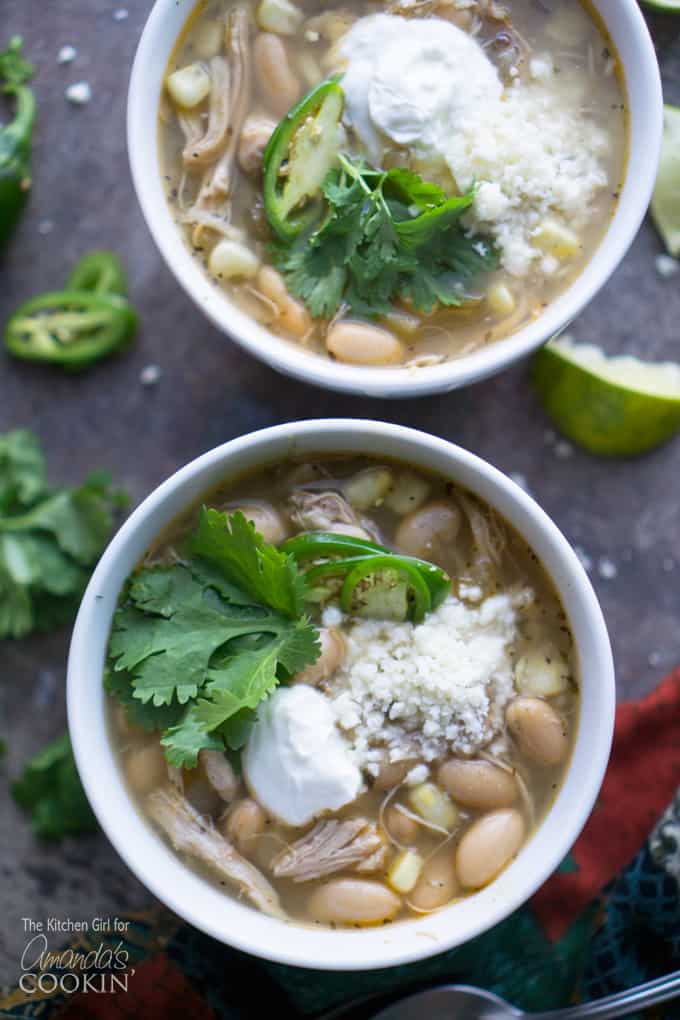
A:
4;291;138;370
0;37;36;249
340;555;432;623
67;251;128;296
263;78;344;242
282;531;451;611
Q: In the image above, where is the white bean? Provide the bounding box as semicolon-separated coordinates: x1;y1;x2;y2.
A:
374;760;417;791
437;760;518;810
257;266;312;339
227;501;288;544
307;879;401;925
326;322;404;366
384;805;420;845
506;696;569;766
409;852;459;911
294;627;346;686
394;500;461;558
253;33;300;117
125;743;166;796
221;797;267;853
238;116;275;176
456;809;526;890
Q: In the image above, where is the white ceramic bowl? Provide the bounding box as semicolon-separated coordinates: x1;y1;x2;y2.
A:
128;0;661;398
68;420;615;970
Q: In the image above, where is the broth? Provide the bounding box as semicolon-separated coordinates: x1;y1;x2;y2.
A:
108;456;579;928
159;0;626;368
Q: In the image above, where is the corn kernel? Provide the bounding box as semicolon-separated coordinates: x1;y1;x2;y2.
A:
256;0;303;36
408;782;458;830
166;63;211;109
208;240;260;281
388;849;424;894
487;283;516;318
532;219;581;259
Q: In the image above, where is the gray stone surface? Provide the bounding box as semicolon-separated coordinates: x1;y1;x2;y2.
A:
1;0;679;988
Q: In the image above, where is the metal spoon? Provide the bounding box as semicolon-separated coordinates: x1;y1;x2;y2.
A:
369;970;680;1020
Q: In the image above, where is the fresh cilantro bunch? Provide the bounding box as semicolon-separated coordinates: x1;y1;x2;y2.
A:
273;154;499;319
106;509;321;769
12;733;97;840
0;429;126;638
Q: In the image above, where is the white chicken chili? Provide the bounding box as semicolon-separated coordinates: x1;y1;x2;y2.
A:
159;0;626;368
107;455;579;927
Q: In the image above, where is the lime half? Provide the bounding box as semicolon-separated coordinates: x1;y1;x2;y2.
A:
532;338;680;456
651;105;680;257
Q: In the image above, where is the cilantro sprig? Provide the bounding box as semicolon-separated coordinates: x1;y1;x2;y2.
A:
272;154;499;319
12;733;97;841
106;509;321;769
0;429;126;638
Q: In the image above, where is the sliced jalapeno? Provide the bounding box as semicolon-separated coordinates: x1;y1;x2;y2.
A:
340;555;432;623
67;250;127;296
263;78;344;242
281;531;451;613
4;291;138;369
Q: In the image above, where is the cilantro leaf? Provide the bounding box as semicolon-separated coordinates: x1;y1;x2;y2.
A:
108;512;321;768
0;429;46;513
0;432;123;638
189;508;307;618
12;733;97;841
272;154;498;321
161;707;224;769
109;567;284;706
0;37;33;90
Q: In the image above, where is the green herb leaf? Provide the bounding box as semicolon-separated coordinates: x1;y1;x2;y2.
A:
0;429;46;513
0;432;123;638
12;733;97;841
273;154;497;320
108;513;321;768
189;508;307;618
0;36;33;90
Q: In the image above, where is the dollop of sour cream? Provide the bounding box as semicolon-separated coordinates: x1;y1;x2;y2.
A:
340;14;502;163
242;685;363;827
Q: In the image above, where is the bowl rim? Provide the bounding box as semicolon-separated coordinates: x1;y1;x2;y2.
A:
127;0;662;398
67;419;616;970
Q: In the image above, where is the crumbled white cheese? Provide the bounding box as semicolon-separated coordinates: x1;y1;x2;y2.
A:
65;81;92;105
243;686;363;826
113;8;129;20
340;15;611;277
329;591;529;770
58;45;77;65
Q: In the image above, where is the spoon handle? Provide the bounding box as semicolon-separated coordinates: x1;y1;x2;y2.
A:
535;968;680;1020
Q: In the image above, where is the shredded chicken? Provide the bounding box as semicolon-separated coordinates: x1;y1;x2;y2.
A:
177;110;204;153
271;818;384;882
182;56;232;168
210;6;252;197
184;8;252;247
199;749;239;802
355;842;391;874
147;786;285;918
287;490;382;542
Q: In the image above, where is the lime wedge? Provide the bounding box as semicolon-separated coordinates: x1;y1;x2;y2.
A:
651;104;680;256
532;337;680;456
642;0;680;9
